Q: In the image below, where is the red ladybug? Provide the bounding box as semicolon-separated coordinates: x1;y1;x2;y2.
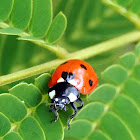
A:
48;59;98;129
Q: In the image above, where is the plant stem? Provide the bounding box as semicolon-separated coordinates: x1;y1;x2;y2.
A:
0;22;69;59
0;30;140;86
69;30;140;59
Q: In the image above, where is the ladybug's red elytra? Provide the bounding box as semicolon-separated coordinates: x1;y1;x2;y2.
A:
48;59;98;129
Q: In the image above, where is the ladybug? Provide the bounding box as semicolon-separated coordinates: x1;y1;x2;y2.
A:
48;59;98;129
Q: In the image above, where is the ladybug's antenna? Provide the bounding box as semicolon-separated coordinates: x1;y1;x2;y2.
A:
46;103;55;106
66;106;69;110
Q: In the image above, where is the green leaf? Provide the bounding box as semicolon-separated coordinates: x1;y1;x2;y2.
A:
35;104;64;140
0;27;22;35
0;94;27;122
9;83;42;108
76;102;104;121
29;0;52;37
46;12;67;44
119;52;136;69
0;0;13;21
135;41;140;57
134;64;140;80
64;120;92;139
0;113;11;137
88;84;117;103
64;42;140;140
18;36;43;42
18;117;45;140
87;130;109;140
3;132;23;140
102;64;128;85
113;95;140;140
10;0;32;30
0;0;67;54
100;112;133;140
34;73;51;94
124;78;140;107
1;1;140;140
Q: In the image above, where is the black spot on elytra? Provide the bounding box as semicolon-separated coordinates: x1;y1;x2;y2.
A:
61;72;75;81
68;72;75;80
80;64;87;70
89;80;93;86
62;72;68;80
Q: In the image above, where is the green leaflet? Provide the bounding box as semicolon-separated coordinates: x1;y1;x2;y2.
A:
124;78;140;107
100;112;133;140
135;42;140;56
29;0;52;37
0;113;11;137
102;64;128;85
64;42;140;140
34;73;51;94
3;132;23;140
0;27;23;35
0;72;64;140
113;95;140;140
18;117;45;140
88;84;117;103
119;52;136;69
87;130;109;140
35;104;63;140
10;0;32;30
0;42;139;140
9;83;42;108
64;120;92;139
134;64;140;80
0;0;67;46
45;12;67;44
0;0;13;21
0;0;140;139
76;102;104;122
0;94;27;122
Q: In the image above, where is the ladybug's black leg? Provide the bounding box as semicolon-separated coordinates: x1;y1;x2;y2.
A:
67;102;77;130
76;98;84;110
49;105;54;112
63;105;67;111
50;108;59;123
49;100;54;112
49;100;59;123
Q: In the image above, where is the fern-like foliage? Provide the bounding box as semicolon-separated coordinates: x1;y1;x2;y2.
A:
64;43;140;140
0;42;139;140
1;0;140;139
0;0;67;55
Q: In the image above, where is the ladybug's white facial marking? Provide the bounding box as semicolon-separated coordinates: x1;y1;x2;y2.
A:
55;98;58;102
57;77;65;83
68;93;77;102
62;99;65;103
49;90;56;99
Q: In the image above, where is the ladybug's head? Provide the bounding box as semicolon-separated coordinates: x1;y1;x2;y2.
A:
53;97;70;110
